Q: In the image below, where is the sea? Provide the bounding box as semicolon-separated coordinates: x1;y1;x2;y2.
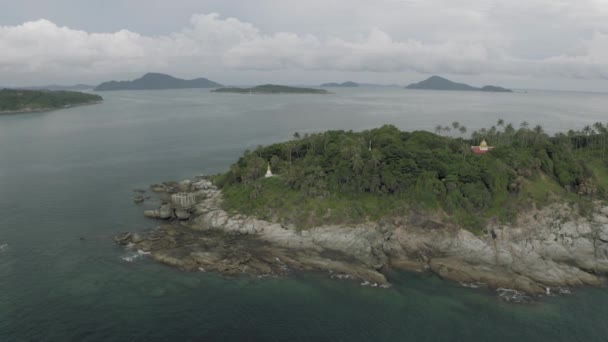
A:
1;87;608;341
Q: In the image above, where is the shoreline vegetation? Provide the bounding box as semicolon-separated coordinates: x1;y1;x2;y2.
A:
0;89;102;114
119;120;608;298
212;85;329;94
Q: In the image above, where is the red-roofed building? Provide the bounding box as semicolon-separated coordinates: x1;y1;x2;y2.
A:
471;139;494;154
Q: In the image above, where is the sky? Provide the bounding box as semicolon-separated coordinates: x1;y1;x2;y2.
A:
1;0;608;91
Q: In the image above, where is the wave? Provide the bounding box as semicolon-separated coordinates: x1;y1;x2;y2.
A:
121;249;150;263
496;288;532;303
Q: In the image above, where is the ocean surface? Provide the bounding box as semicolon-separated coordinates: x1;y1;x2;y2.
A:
2;87;608;341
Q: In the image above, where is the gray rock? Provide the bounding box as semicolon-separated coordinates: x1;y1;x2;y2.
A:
158;204;173;219
144;210;159;218
175;209;190;220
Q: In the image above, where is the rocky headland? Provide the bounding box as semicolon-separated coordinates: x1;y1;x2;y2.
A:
116;176;608;298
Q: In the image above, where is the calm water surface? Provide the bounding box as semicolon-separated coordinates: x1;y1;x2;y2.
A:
1;88;608;341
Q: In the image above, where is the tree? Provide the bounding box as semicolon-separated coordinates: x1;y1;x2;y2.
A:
458;126;467;137
435;124;443;135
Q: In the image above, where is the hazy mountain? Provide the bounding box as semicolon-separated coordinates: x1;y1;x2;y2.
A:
406;76;512;92
94;73;223;91
321;81;359;87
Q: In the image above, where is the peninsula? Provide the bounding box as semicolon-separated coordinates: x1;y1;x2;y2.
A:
321;81;359;87
212;85;329;94
94;73;222;91
118;122;608;298
0;89;102;114
406;76;512;92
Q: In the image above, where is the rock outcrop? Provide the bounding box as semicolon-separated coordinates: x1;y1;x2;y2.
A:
118;177;608;296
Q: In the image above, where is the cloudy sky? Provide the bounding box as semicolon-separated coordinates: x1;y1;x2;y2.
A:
2;0;608;91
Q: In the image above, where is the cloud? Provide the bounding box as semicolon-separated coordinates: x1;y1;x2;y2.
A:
1;9;608;84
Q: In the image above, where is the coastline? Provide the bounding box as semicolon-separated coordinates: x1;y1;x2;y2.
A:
117;176;608;299
0;100;102;115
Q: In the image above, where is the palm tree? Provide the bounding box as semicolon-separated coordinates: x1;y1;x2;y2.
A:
533;125;544;144
583;125;592;150
443;126;452;137
435;125;443;136
459;125;467;137
593;122;606;158
452;121;460;130
504;123;515;145
520;121;530;146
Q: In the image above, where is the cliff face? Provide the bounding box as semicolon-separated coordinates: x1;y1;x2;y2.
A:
120;178;608;296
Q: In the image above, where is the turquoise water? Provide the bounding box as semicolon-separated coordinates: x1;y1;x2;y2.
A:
2;88;608;341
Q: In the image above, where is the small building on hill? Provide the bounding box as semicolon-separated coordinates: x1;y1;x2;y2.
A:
265;163;273;178
471;139;494;154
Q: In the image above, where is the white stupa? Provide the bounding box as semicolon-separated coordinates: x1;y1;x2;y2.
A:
265;163;273;178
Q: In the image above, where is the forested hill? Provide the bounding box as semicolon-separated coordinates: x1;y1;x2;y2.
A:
213;85;329;94
216;122;608;231
406;76;512;92
94;73;222;91
0;89;102;113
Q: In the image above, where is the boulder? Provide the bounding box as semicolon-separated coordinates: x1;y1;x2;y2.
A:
158;204;173;219
113;232;132;245
144;210;159;218
175;209;191;220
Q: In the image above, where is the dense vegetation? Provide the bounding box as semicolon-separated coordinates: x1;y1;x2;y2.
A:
213;85;329;94
0;89;102;112
215;121;608;232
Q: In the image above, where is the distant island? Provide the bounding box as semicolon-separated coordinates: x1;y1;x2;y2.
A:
321;81;359;87
406;76;512;92
212;85;329;94
0;89;102;114
21;84;95;91
94;73;222;91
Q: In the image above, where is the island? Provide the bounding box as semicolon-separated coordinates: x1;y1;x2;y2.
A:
406;76;512;92
0;89;102;114
94;73;222;91
117;121;608;299
212;85;329;94
22;84;95;91
321;81;359;87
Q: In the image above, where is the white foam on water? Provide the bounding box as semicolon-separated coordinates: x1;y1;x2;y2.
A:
121;250;149;263
496;288;532;303
0;244;7;252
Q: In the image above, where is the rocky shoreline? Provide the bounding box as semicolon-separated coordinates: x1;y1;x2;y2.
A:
116;176;608;297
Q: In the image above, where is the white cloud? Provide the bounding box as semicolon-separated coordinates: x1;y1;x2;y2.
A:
1;7;608;85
